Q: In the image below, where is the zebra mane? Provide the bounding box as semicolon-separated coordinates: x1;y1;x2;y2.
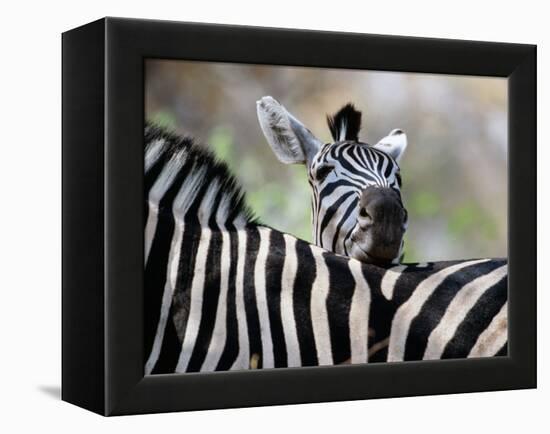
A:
327;103;362;142
145;123;257;229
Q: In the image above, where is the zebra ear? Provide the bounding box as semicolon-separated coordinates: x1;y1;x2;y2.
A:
257;96;322;166
372;129;407;163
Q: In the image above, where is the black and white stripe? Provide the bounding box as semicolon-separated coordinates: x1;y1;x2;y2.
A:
144;125;508;374
366;259;507;362
309;140;404;256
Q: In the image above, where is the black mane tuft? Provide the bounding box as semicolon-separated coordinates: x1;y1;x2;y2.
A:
326;103;362;142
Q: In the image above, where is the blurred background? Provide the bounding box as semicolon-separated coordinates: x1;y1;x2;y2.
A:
145;60;507;262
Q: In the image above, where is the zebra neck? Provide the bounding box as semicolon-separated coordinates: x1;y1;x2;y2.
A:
144;125;258;260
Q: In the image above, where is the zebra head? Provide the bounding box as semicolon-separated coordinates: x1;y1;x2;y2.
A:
257;96;408;265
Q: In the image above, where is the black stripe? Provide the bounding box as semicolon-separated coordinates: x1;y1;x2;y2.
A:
495;342;508;357
361;264;392;352
324;252;354;363
186;231;223;372
338;156;379;184
363;147;376;170
171;225;201;342
355;146;370;168
404;260;504;361
150;305;181;374
319;191;354;241
338;171;367;188
342;225;355;256
441;274;507;359
392;260;462;305
309;179;318;216
370;147;394;160
318;179;357;203
383;155;395;178
331;197;358;252
293;239;318;366
368;345;388;363
144;147;168;189
345;146;365;168
243;227;262;368
144;216;176;361
216;230;240;370
265;231;288;368
208;186;225;229
376;152;385;176
144;151;167;225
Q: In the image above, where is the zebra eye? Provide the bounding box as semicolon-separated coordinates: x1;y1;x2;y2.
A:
315;165;334;182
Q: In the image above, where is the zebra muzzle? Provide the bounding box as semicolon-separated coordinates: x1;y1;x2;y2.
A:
349;187;407;264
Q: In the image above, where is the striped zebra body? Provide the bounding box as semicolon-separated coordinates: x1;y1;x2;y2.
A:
147;224;374;374
144;125;507;375
366;259;507;362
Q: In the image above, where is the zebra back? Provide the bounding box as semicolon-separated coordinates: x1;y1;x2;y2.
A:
144;125;508;374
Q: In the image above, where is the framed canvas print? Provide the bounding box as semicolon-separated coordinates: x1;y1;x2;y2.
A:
62;17;536;415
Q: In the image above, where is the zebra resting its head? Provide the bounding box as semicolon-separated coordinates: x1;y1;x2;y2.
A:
257;96;408;265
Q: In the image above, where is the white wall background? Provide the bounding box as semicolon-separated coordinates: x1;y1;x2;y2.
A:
0;0;546;432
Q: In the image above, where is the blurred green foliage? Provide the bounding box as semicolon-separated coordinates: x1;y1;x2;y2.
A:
409;191;440;217
209;126;234;163
149;110;178;130
448;202;498;240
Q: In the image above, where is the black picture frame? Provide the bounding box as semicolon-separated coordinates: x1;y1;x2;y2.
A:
62;17;536;416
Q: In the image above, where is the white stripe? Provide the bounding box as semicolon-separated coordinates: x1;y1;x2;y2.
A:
200;231;231;372
387;259;489;362
231;230;250;370
255;228;274;368
233;214;249;229
379;155;390;186
423;265;507;360
348;259;371;364
168;221;185;291
280;234;301;367
144;151;187;263
144;138;165;172
468;302;508;358
200;191;241;371
197;180;221;226
317;187;356;248
381;265;407;300
310;245;333;365
144;203;159;264
366;151;385;185
321;193;357;251
172;165;206;218
175;229;211;372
